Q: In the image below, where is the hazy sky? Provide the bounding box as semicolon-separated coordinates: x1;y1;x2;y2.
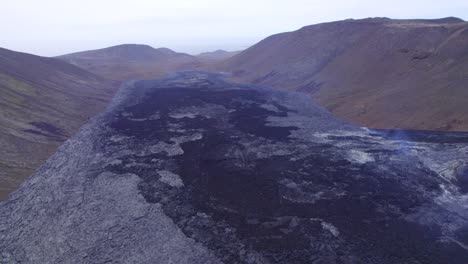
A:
1;0;467;56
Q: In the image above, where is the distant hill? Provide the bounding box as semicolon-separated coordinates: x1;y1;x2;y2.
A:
220;17;468;131
0;47;116;199
57;44;199;81
197;49;240;61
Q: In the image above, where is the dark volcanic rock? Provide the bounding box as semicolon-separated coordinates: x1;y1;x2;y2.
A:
1;72;468;263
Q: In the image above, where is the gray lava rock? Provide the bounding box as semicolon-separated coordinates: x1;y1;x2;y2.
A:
1;72;467;263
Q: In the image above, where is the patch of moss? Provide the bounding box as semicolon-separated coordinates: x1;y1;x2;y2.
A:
0;72;36;96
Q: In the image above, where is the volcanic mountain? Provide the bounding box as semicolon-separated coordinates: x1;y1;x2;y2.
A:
0;47;116;199
220;17;468;131
58;44;199;81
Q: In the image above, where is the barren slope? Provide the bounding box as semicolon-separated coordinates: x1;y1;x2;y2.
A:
0;47;116;199
58;44;199;81
221;17;468;131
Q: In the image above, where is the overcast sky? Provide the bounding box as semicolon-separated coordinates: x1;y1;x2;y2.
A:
1;0;467;56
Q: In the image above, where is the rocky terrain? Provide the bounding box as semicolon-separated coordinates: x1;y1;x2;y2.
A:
58;44;200;81
220;17;468;131
0;47;117;200
1;72;467;263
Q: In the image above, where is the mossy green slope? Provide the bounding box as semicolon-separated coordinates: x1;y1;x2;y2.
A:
0;48;117;199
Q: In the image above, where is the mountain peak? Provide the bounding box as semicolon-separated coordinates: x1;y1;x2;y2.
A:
327;17;465;27
109;43;155;49
58;44;184;62
432;16;465;23
91;44;172;60
56;45;198;81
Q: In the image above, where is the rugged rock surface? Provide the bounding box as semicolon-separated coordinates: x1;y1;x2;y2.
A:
1;72;468;263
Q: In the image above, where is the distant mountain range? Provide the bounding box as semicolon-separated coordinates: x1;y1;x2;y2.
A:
57;44;199;81
220;17;468;131
197;49;241;61
0;47;116;199
57;45;239;81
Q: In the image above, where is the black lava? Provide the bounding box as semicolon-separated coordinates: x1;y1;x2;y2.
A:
101;72;468;263
4;72;467;264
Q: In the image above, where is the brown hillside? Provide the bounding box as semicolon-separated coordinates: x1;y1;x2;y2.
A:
57;44;199;81
0;47;117;199
221;17;468;131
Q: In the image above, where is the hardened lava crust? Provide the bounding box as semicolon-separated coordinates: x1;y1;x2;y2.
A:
1;72;467;263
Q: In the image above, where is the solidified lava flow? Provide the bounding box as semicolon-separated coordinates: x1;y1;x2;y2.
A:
1;72;467;264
